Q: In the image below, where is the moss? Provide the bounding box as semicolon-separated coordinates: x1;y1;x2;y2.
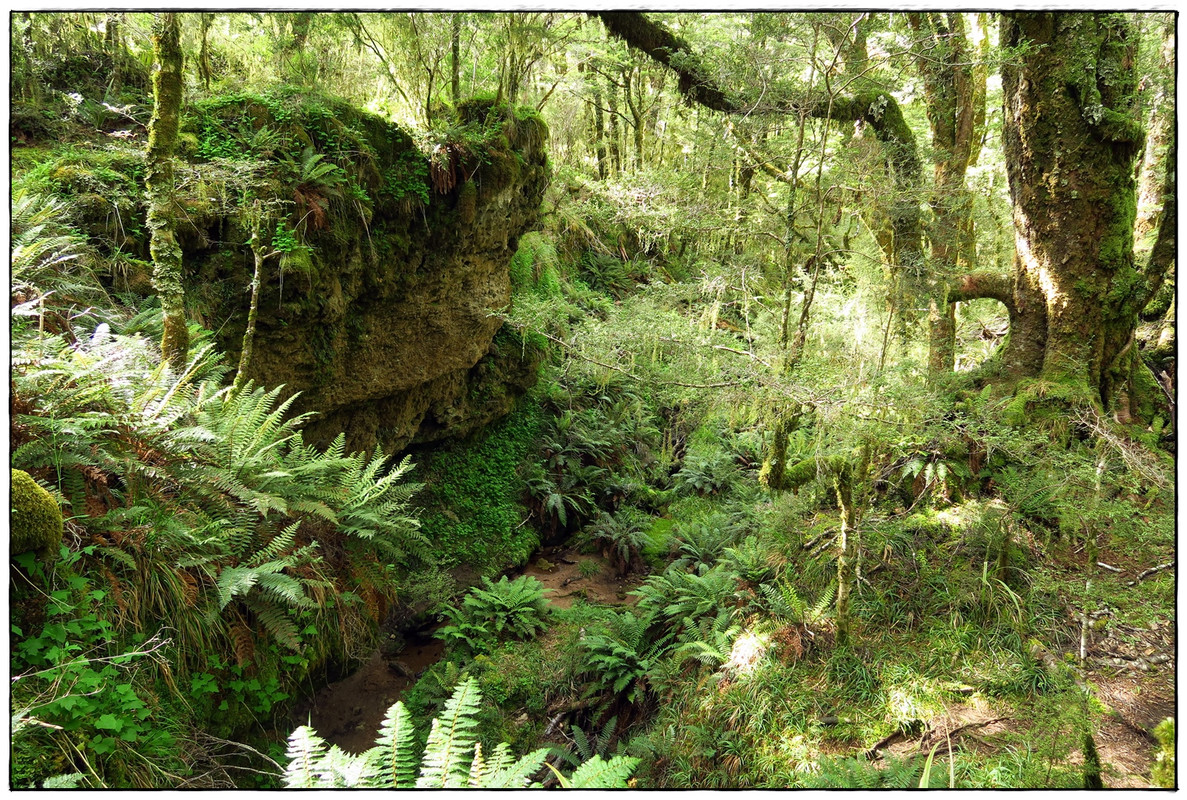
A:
418;396;545;572
11;470;63;561
784;455;851;491
1002;377;1098;430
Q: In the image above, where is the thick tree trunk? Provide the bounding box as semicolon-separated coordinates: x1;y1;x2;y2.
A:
1135;16;1174;243
1001;13;1147;408
147;13;188;373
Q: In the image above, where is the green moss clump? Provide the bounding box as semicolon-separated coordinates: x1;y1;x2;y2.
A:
419;397;545;573
11;470;63;561
1152;717;1175;788
508;232;562;298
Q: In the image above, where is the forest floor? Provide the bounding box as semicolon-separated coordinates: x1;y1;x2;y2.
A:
289;544;639;754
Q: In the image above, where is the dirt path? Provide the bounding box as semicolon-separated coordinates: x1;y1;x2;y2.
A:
287;545;638;754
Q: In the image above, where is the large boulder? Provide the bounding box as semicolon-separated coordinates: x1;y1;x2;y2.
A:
185;91;550;452
11;469;63;561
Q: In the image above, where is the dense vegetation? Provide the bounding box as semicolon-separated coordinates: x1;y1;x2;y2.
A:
9;11;1176;789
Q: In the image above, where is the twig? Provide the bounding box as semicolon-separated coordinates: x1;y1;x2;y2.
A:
1096;562;1122;573
1136;561;1174;581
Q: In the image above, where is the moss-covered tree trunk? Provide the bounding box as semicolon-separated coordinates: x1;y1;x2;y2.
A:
147;12;188;373
832;462;856;645
1134;15;1175;244
450;13;462;106
198;13;214;91
783;454;860;642
908;13;989;378
999;13;1157;411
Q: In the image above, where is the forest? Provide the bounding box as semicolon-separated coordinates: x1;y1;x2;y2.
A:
8;10;1177;789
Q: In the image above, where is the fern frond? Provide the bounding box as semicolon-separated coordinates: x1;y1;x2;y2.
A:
566;754;639;788
284;725;329;788
367;700;418;788
416;677;482;788
250;598;302;650
479;746;551;788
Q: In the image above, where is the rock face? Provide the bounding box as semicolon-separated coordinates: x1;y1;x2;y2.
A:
185;94;549;452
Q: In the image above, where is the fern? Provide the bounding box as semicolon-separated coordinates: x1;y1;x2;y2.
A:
437;575;551;654
569;715;618;764
760;578;835;625
284;725;330;788
284;679;637;790
368;699;418;788
417;676;483;788
581;610;675;703
563;754;640;788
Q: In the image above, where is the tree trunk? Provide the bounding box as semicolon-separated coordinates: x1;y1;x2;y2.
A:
1135;15;1174;243
450;13;461;106
624;66;645;169
590;72;608;180
606;73;622;174
147;12;188;373
105;13;123;98
909;12;989;377
235;212;268;395
18;12;40;104
1001;13;1149;409
198;13;213;91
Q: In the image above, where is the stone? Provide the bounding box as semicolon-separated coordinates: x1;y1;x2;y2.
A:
187;97;549;453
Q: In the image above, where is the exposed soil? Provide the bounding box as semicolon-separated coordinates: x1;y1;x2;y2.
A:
288;632;446;754
287;545;640;754
519;544;642;609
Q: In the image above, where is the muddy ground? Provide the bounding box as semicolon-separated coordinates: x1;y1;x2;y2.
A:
287;544;635;754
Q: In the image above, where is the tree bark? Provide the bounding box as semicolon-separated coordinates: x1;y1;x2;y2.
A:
147;12;188;373
1001;13;1149;409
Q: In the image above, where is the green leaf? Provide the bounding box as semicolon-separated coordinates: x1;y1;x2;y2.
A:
95;714;125;732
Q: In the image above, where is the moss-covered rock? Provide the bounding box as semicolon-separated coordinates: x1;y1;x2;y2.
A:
181;90;550;452
11;470;63;561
